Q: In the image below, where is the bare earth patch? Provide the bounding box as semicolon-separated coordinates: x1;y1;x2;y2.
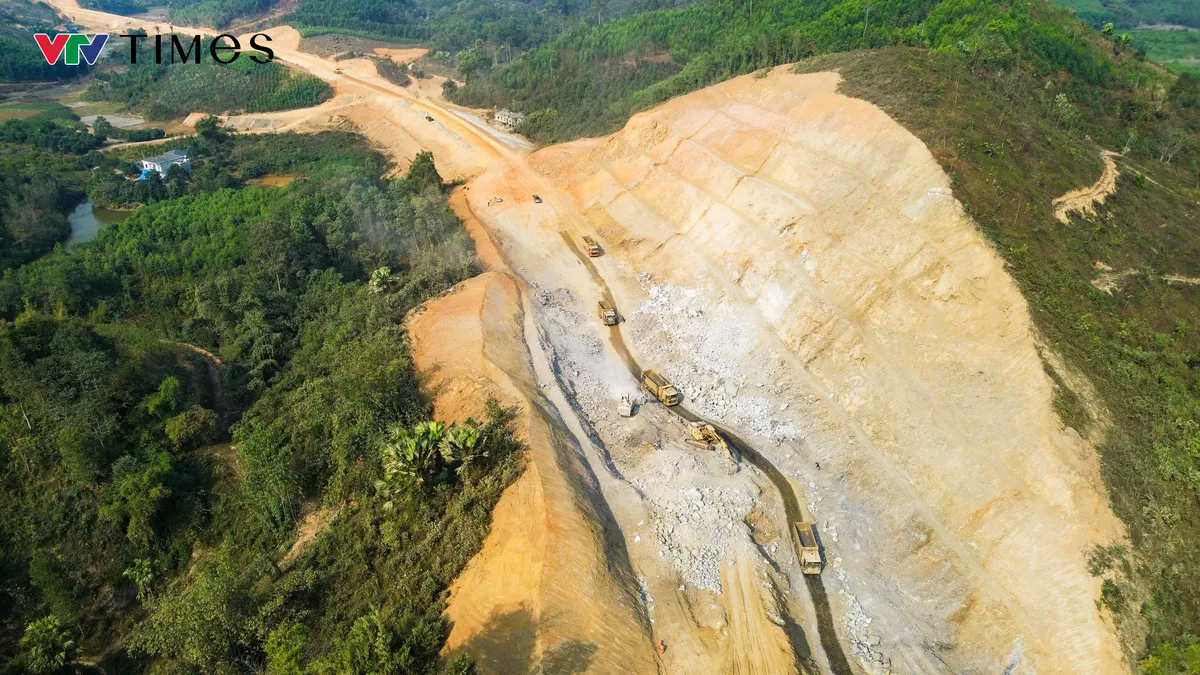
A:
1053;150;1120;223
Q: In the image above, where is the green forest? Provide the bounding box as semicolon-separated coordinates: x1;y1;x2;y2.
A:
446;0;1136;143
0;125;521;672
0;0;91;82
84;39;332;120
0;104;100;270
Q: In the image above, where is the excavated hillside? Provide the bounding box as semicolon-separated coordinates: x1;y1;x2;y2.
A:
407;267;661;674
48;0;1135;663
522;66;1130;673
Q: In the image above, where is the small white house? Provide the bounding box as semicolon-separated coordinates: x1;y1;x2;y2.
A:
494;109;526;130
140;150;191;176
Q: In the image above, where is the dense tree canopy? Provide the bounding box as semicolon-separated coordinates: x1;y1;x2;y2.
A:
85;40;332;120
0;131;516;672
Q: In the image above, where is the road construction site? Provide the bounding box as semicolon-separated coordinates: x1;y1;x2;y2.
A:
50;3;1134;670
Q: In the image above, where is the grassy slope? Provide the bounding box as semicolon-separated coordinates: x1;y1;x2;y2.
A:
796;47;1200;660
1055;0;1200;29
1128;28;1200;75
1053;0;1200;73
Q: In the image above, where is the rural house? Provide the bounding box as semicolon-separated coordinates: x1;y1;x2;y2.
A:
494;109;526;129
139;150;191;176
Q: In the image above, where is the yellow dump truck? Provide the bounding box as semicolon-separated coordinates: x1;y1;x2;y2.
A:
642;369;681;406
794;522;823;575
598;300;618;325
583;236;602;257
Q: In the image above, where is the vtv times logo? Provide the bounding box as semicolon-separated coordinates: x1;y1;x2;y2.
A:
34;33;109;66
33;32;276;66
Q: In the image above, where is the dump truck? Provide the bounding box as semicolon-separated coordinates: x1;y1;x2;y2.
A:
583;236;602;257
685;421;738;464
642;369;681;406
794;522;823;575
598;300;618;326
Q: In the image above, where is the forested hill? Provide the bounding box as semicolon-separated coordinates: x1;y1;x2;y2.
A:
0;0;90;82
448;0;1137;143
84;38;332;120
1056;0;1200;30
443;0;1200;667
0;129;521;672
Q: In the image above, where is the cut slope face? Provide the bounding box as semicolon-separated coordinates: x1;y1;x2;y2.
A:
408;271;660;674
530;66;1127;673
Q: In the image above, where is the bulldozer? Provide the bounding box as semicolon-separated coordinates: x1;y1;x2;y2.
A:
685;421;739;464
598;300;618;325
642;369;681;406
794;522;823;575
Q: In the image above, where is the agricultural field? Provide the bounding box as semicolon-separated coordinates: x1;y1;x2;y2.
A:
1129;27;1200;74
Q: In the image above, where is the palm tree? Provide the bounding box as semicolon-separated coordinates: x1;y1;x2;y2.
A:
381;421;447;486
441;424;484;473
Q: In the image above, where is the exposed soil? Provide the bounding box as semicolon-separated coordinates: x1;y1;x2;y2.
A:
279;506;337;568
529;66;1129;673
1053;150;1121;223
48;3;1135;670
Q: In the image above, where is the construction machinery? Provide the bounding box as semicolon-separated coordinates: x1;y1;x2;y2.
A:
583;236;602;257
598;300;618;325
642;369;681;406
794;522;823;575
617;394;634;417
685;421;739;464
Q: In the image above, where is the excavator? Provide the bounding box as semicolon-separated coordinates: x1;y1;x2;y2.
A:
685;421;739;465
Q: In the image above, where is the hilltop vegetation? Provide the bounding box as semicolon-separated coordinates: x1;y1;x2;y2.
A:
0;126;518;672
85;38;332;120
0;0;89;82
448;0;1131;143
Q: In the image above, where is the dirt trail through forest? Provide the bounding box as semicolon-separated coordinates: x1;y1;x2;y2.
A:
55;4;1133;670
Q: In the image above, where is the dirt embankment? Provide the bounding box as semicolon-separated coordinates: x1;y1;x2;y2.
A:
408;212;659;673
529;66;1129;673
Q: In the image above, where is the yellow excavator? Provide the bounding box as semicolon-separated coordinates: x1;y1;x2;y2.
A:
685;421;739;464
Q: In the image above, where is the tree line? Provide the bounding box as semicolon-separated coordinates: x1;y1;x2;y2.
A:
85;38;332;121
0;125;515;672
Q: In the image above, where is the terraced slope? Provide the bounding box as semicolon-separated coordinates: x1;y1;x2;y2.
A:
529;66;1128;673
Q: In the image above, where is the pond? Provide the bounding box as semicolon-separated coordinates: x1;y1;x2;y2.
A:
67;200;129;245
